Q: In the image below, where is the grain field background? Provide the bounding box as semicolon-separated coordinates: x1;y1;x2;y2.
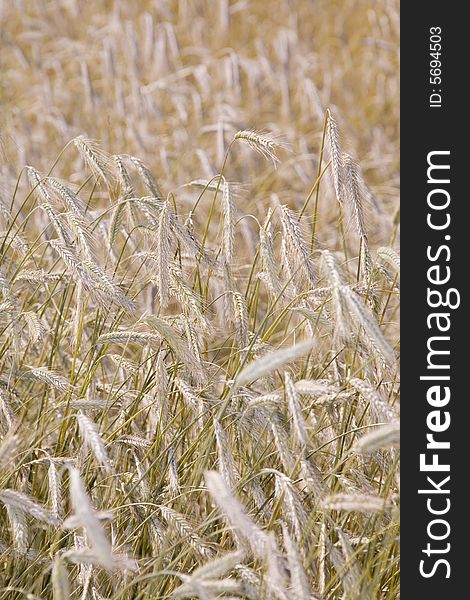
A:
0;1;400;598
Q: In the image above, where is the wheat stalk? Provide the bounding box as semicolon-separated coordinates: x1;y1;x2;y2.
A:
52;554;71;600
234;130;284;166
220;178;235;263
73;136;114;184
237;339;314;386
155;199;171;306
322;493;390;513
326;111;345;203
76;411;112;473
352;423;400;453
205;470;269;558
279;204;315;287
65;467;115;570
282;524;311;600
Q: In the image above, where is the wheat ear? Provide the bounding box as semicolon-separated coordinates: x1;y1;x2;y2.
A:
234;130;284;166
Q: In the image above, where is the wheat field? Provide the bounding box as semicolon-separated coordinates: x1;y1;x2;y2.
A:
0;1;400;598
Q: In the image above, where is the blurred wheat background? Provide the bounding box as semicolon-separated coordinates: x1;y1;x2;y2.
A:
0;1;400;599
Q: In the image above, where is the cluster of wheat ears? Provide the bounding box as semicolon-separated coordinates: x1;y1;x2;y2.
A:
0;1;399;599
0;117;399;599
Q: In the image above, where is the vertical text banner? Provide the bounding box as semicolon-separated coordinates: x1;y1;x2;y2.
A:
402;3;467;596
